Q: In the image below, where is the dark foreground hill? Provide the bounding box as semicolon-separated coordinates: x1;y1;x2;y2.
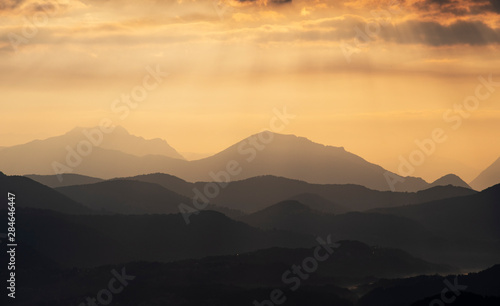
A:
5;208;314;268
1;247;497;306
0;172;92;214
0;239;458;306
241;194;500;270
358;265;500;306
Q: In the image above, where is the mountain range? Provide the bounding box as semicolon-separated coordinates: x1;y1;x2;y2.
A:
3;171;498;269
27;173;477;214
0;172;92;214
0;126;481;192
1;170;499;304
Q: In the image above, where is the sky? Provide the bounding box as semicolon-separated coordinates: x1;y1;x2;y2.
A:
1;0;500;182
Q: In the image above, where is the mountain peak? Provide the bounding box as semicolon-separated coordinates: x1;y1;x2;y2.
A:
430;174;471;189
250;131;346;151
63;125;184;160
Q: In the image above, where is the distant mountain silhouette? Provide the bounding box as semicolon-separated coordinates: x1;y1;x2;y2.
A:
117;172;194;196
56;179;244;218
185;132;429;192
0;128;463;192
0;172;92;214
413;184;477;203
373;184;500;269
26;173;103;188
25;173;475;213
470;156;500;190
397;154;480;184
429;173;471;189
374;184;500;242
240;200;451;260
190;175;476;213
75;125;185;159
241;193;500;269
0;126;185;177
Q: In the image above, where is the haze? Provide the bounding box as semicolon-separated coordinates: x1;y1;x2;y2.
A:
1;0;500;182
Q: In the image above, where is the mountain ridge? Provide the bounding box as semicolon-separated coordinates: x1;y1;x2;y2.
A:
0;127;470;192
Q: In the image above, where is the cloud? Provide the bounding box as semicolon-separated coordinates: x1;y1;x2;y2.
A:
237;0;292;4
296;15;500;47
0;0;26;11
481;0;500;13
381;19;500;46
414;0;500;16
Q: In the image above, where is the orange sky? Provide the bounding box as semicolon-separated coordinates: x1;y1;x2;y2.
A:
1;0;500;182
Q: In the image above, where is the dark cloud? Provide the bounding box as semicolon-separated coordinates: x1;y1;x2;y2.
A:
0;0;25;11
381;20;500;46
427;0;452;4
30;3;56;12
270;0;292;4
245;11;500;47
481;0;500;13
264;17;500;47
416;0;500;15
0;0;61;14
237;0;292;4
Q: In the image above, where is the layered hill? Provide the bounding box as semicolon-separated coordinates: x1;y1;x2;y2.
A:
0;172;92;214
429;173;471;189
1;128;471;192
9;208;314;268
30;173;476;213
